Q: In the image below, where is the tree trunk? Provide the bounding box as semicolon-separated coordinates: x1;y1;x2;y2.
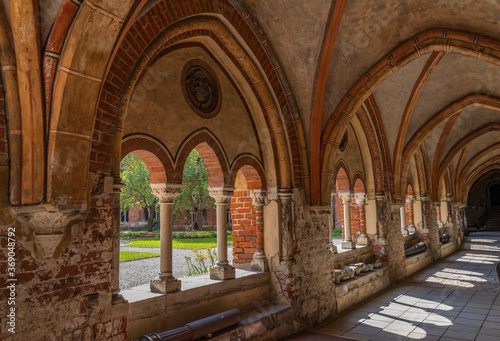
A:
147;206;155;232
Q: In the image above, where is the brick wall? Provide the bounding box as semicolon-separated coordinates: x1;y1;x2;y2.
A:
0;173;127;340
230;190;257;265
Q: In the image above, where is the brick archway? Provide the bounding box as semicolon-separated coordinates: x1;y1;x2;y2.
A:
121;136;173;184
174;130;229;187
316;30;500;205
230;162;265;267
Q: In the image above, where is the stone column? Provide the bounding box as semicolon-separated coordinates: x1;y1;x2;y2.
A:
278;190;295;264
209;187;235;280
375;192;387;240
400;205;409;236
419;196;431;246
406;195;416;234
435;202;444;229
429;201;442;260
339;192;355;249
150;183;182;294
112;178;125;304
250;189;268;272
355;193;369;245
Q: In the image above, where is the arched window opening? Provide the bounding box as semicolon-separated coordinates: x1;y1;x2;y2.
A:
334;166;355;249
406;184;416;235
230;165;266;271
353;178;368;246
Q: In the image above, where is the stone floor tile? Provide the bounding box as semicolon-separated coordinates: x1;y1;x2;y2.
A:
451;317;484;327
456;311;487;320
404;331;439;340
370;330;406;341
481;321;500;330
341;330;372;340
441;328;477;340
475;334;500;341
362;318;392;329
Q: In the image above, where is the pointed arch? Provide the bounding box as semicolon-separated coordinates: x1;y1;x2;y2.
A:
174;130;230;187
121;135;173;184
334;160;351;193
230;154;266;190
316;29;500;205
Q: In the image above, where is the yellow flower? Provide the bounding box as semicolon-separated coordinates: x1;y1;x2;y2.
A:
200;253;206;258
209;255;213;259
191;249;196;253
206;247;210;251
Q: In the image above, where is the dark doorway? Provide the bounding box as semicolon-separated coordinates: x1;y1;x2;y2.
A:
490;184;500;206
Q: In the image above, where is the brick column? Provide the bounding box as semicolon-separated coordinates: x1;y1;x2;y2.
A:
355;193;369;245
339;192;355;249
150;183;182;293
209;187;235;280
112;178;125;304
279;189;295;264
406;195;416;234
250;189;268;271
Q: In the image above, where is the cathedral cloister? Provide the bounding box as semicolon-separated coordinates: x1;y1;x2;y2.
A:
1;1;500;340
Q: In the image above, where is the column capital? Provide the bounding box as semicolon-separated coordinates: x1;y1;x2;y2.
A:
338;192;352;203
431;201;441;207
250;189;267;206
406;195;414;203
355;192;367;205
150;183;183;203
208;186;235;204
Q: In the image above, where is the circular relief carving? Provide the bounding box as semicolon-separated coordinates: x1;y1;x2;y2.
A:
182;60;222;119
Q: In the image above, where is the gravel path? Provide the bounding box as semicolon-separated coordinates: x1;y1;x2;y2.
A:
119;241;233;289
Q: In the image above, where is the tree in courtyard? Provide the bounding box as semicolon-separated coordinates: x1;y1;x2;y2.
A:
174;150;215;228
120;153;158;232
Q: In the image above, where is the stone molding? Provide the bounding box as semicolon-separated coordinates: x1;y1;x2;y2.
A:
250;189;267;206
150;183;183;203
208;186;235;204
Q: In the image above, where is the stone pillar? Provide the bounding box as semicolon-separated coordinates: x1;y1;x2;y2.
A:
278;190;295;264
375;192;387;240
429;201;442;260
388;203;406;281
436;202;444;229
329;192;339;253
400;205;409;236
339;192;355;249
372;193;388;264
355;193;369;245
250;189;268;272
209;187;235;280
419;196;431;246
406;195;416;234
112;178;125;304
150;183;182;294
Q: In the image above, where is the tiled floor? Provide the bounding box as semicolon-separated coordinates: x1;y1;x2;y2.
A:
313;232;500;341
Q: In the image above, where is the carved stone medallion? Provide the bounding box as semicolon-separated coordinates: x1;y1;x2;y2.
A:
182;60;221;119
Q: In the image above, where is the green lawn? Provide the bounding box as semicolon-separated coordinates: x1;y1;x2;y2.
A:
332;229;343;237
124;236;233;249
119;251;160;262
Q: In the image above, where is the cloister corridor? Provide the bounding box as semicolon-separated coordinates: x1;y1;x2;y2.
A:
287;232;500;341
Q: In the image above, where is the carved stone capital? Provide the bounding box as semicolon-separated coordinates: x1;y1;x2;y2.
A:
355;192;367;205
250;189;267;206
338;192;352;204
208;187;235;204
406;195;414;203
150;183;183;203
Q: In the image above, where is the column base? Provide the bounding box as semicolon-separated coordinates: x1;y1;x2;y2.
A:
341;240;356;249
357;235;369;245
111;293;125;305
401;228;409;236
328;243;338;254
210;265;235;280
408;224;416;235
251;256;268;272
150;277;182;294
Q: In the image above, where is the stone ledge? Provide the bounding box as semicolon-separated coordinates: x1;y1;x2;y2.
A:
441;241;457;258
405;250;432;277
335;267;389;314
123;269;270;339
333;245;374;268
